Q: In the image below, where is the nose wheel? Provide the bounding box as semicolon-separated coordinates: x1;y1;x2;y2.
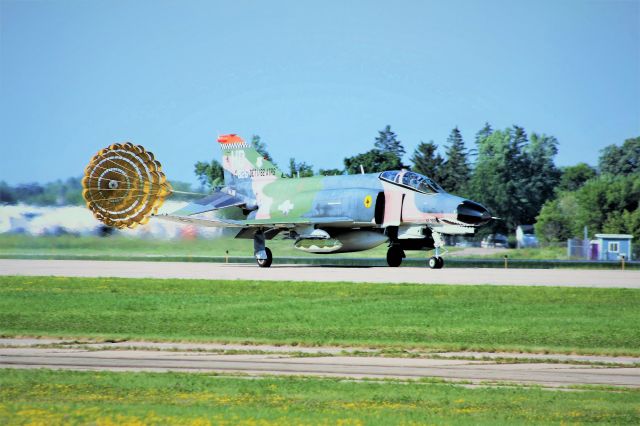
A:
428;256;444;269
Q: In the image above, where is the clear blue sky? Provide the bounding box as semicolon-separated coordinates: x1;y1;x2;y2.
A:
1;0;639;185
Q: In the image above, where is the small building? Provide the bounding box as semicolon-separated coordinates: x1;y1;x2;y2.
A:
591;234;634;261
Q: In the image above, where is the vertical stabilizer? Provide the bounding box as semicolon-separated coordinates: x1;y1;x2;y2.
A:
218;134;284;188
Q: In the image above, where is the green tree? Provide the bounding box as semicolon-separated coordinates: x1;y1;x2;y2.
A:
599;136;640;175
344;150;403;174
522;133;561;221
573;174;640;237
0;181;17;204
410;141;444;182
288;158;314;178
344;125;405;174
440;127;471;194
467;126;560;233
558;163;597;192
535;174;640;244
374;125;405;163
194;160;224;189
318;168;344;176
475;122;493;144
535;192;578;242
251;135;275;164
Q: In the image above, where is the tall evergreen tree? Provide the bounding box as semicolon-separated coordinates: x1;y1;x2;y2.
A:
475;122;493;144
288;158;314;178
440;127;471;194
410;141;444;182
344;150;402;174
251;135;275;164
374;125;405;162
344;125;405;174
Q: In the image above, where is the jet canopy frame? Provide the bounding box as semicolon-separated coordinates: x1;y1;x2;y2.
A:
379;170;445;194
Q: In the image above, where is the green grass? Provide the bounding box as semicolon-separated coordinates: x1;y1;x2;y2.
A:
463;246;569;260
1;369;638;425
1;276;639;355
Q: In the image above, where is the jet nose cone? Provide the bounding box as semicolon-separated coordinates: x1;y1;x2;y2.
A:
456;200;491;225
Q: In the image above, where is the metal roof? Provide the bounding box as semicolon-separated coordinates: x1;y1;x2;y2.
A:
595;234;634;239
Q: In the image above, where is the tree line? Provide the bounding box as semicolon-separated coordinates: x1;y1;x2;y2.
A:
194;126;639;244
2;126;638;247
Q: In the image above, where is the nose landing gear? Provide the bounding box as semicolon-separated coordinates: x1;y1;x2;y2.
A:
428;231;445;269
428;256;444;269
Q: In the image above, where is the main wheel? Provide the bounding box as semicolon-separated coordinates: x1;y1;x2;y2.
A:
386;246;404;267
256;247;273;268
436;256;444;269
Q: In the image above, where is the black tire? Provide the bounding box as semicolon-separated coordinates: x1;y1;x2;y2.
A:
386;246;404;267
428;256;438;269
256;247;273;268
436;256;444;269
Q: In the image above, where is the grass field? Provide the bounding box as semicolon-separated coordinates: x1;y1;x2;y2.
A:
1;369;638;425
1;276;638;355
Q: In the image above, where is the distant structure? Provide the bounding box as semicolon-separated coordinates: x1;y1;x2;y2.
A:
591;234;633;261
515;225;538;249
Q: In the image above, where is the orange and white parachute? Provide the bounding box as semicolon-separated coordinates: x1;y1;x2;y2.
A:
82;143;172;229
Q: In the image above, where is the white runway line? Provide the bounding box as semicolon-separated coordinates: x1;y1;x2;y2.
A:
1;259;639;288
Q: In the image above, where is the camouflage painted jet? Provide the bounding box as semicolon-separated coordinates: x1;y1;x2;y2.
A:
156;134;492;268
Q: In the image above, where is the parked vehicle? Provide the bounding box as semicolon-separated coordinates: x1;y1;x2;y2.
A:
516;225;539;248
481;233;508;248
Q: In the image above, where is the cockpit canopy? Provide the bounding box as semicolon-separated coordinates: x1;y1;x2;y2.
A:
379;170;445;194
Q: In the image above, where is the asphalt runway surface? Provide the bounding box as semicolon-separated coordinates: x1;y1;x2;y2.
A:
1;259;639;287
1;342;639;388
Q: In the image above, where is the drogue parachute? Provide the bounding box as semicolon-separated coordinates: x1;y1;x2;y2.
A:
82;142;172;229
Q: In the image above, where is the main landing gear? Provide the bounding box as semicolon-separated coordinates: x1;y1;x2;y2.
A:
386;245;405;267
254;230;273;268
257;247;273;268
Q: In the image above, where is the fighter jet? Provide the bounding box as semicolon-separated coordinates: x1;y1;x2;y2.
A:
154;134;492;268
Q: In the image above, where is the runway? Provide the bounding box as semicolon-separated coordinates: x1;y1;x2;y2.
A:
1;344;638;388
1;259;639;287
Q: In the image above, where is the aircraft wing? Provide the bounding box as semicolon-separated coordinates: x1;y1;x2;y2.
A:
154;214;245;228
154;214;354;229
170;191;245;216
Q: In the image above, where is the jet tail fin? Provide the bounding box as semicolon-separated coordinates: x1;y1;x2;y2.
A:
218;134;284;187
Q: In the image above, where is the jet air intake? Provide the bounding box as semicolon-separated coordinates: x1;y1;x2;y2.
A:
456;200;491;225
